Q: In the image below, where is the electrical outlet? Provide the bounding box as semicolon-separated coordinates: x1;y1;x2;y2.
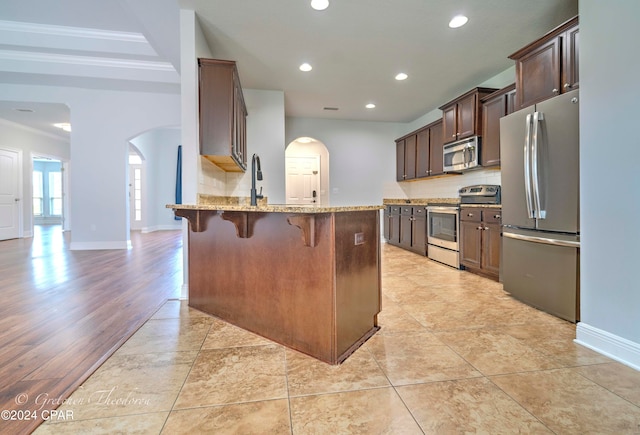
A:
354;232;365;245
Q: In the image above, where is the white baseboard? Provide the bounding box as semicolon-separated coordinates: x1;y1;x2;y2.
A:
141;225;182;234
70;240;132;250
575;322;640;371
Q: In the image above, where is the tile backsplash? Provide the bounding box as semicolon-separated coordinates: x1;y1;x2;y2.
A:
384;168;502;200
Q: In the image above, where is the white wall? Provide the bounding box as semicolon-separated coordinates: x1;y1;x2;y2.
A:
576;0;640;369
131;127;182;232
68;89;180;249
285;117;404;206
0;83;181;249
0;118;70;236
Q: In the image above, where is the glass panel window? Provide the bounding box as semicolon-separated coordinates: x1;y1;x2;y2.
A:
33;171;43;216
49;171;62;216
133;168;142;222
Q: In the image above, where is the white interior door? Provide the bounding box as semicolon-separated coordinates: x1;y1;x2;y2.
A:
286;156;320;204
0;148;21;240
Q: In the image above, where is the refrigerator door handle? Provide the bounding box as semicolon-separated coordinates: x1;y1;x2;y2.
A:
531;111;546;219
524;114;535;219
503;231;580;248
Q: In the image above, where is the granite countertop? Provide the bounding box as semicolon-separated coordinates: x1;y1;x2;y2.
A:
382;198;459;206
167;203;383;213
383;198;501;208
459;203;502;209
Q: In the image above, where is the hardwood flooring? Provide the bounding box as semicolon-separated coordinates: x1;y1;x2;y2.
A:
0;226;182;435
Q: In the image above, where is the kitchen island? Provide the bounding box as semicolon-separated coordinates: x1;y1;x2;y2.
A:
168;203;383;364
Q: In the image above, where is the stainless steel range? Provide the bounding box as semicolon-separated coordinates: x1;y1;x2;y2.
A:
426;185;501;269
426;205;460;268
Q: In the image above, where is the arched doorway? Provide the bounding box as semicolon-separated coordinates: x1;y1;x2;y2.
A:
285;137;329;205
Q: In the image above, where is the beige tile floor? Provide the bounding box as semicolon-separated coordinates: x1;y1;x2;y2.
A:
36;244;640;434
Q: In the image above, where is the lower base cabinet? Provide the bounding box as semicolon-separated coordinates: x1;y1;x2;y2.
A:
384;205;426;256
460;207;502;280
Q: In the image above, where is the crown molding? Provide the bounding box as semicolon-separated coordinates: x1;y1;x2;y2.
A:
0;20;158;57
0;19;147;43
0;50;176;72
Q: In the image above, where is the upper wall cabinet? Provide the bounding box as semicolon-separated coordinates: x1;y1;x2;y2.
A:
395;119;444;181
198;58;248;172
481;83;516;168
439;87;498;144
509;16;579;110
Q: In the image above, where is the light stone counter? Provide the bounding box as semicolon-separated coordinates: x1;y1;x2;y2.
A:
167;203;383;213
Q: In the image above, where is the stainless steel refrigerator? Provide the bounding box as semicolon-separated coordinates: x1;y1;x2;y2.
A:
499;89;580;322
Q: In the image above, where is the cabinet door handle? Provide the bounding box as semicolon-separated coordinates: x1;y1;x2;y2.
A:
467;213;474;217
552;88;559;94
564;83;571;89
494;214;501;219
476;226;483;230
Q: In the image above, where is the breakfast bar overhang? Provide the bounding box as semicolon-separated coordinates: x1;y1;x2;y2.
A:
169;203;383;365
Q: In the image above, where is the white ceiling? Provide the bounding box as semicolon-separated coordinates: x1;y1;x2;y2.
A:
0;0;578;136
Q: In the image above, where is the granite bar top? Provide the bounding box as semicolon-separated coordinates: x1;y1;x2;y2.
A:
382;198;459;206
459;203;502;209
167;203;383;213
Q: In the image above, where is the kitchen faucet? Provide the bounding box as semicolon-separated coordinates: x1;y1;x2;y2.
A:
250;153;263;206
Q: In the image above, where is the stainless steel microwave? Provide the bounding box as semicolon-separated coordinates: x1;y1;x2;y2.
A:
443;136;480;172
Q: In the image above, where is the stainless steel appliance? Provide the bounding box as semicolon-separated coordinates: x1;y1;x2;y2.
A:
443;136;480;172
427;205;460;268
459;185;501;205
499;89;580;322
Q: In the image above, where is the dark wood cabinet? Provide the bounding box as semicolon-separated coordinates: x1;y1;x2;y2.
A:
198;58;248;172
395;135;416;181
481;84;516;168
460;207;501;280
428;120;444;177
439;87;497;144
399;206;413;249
395;119;444;181
415;128;430;178
509;16;579;110
385;205;426;256
410;207;427;256
384;206;401;245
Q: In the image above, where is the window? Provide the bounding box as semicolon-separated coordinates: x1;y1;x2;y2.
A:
49;172;62;216
133;168;142;221
33;171;43;216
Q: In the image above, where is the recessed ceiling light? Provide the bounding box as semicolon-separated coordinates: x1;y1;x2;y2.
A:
299;63;313;72
365;103;376;109
449;15;468;28
53;122;71;132
310;0;329;11
395;73;408;81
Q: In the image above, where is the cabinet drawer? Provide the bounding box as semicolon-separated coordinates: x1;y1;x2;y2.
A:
483;209;502;223
412;207;427;217
460;208;482;222
389;206;400;215
401;206;413;216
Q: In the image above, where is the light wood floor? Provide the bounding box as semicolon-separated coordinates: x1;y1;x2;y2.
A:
0;225;182;435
